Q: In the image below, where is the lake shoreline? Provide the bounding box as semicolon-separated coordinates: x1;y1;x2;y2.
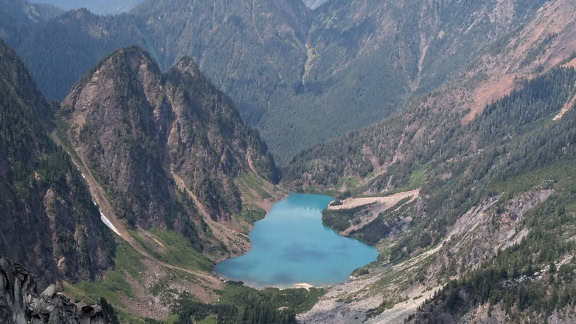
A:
214;194;379;288
216;273;335;290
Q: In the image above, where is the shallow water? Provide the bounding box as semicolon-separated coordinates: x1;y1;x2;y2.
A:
214;193;379;287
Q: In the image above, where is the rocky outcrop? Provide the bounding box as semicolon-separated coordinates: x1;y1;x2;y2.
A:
0;257;116;324
0;39;115;288
59;47;278;251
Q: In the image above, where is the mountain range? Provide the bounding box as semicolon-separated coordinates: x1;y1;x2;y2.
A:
0;0;551;164
2;0;576;323
0;36;285;321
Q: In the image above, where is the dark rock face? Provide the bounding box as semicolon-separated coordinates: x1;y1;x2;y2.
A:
0;257;114;324
0;39;115;288
60;47;278;235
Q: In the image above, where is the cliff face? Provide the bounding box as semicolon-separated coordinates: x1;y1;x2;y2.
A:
60;47;278;249
0;39;115;288
0;257;117;324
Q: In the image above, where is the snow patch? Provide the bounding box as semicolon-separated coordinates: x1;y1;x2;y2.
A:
100;211;121;236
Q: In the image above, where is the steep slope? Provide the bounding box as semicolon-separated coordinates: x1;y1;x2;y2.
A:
4;0;554;164
284;0;576;191
131;0;311;126
0;39;115;288
288;1;576;322
0;257;119;324
58;47;279;258
299;65;576;324
262;0;548;163
11;9;151;101
0;0;62;41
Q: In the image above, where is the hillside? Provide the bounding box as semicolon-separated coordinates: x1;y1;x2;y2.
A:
1;0;554;164
0;39;287;320
9;9;149;101
3;0;576;322
287;0;576;322
0;39;115;288
0;0;61;41
299;60;576;324
58;46;279;258
284;0;576;192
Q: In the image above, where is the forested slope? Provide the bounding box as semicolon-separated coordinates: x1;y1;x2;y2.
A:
294;1;576;321
58;46;279;258
0;39;115;288
0;0;555;164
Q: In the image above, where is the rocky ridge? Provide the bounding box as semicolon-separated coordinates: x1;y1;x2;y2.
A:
0;38;115;288
59;46;279;258
0;257;117;324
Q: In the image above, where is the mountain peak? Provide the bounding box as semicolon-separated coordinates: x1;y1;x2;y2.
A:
98;46;159;74
60;46;278;254
173;56;200;77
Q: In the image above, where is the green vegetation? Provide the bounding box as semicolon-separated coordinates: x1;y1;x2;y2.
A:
336;176;362;192
0;38;116;286
234;173;285;225
409;176;576;322
283;64;576;321
406;163;429;190
64;234;213;323
235;206;267;225
52;46;280;254
174;282;325;324
235;174;274;201
129;230;214;272
64;241;142;306
322;204;374;232
352;200;415;245
2;0;551;164
98;298;121;324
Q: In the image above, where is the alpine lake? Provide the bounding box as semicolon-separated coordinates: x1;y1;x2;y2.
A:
214;194;379;288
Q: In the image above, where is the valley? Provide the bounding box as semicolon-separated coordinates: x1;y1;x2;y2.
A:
2;0;576;323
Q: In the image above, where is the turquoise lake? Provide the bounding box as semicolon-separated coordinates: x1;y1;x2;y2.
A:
214;194;379;288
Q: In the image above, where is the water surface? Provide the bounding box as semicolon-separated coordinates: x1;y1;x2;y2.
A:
214;194;378;287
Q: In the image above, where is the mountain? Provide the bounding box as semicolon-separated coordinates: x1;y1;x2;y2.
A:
260;0;549;163
0;40;285;320
299;62;576;324
3;0;576;322
10;9;149;101
287;0;576;322
58;46;279;257
0;0;62;23
28;0;143;15
0;0;62;41
284;0;576;191
1;0;553;165
129;0;311;126
0;39;115;288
